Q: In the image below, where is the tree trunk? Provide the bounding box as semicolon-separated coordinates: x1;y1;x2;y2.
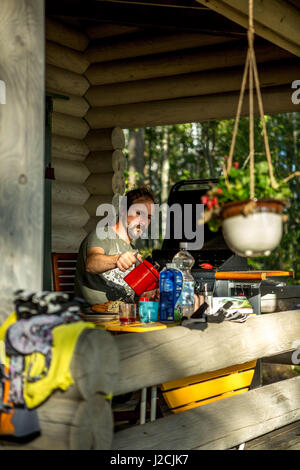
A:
128;129;145;187
160;127;170;238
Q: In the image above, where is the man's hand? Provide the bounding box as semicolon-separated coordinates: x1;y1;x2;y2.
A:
116;251;141;272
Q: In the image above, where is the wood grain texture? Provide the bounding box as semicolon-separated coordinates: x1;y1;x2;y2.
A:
52;134;90;160
113;310;300;395
46;64;90;96
85;23;141;40
52;181;90;206
85;128;125;151
196;0;300;56
46;40;89;74
52;203;90;228
52;225;87;252
52;158;90;184
46;18;89;52
0;0;44;322
86;33;233;63
52;111;90;140
85;59;300;107
85;150;126;174
85;42;291;86
245;420;300;450
49;89;90;118
0;395;113;450
112;376;300;450
85;85;295;129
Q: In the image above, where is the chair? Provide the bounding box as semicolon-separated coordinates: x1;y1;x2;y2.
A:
160;360;257;414
51;253;78;294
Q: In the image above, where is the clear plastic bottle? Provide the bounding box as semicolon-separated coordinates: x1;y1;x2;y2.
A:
172;242;195;318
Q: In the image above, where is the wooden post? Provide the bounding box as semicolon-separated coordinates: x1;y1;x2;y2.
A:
0;0;45;322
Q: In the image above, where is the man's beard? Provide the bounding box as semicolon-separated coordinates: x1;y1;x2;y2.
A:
127;223;147;240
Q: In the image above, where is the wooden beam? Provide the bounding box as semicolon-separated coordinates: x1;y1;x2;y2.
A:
85;41;291;85
85;59;299;107
85;23;141;40
113;310;300;395
52;203;90;228
85;85;296;129
52;158;90;184
46;40;89;74
112;376;300;450
85;128;125;151
46;64;90;97
46;0;245;34
86;32;235;63
85;150;126;173
196;0;300;56
52;134;90;160
48;89;90;118
52;225;87;252
52;112;90;140
46;18;89;51
0;0;45;322
52;181;90;206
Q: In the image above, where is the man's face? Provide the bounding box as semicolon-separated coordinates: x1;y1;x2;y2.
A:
125;197;155;240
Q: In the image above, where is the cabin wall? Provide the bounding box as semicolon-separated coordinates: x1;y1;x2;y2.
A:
46;19;125;252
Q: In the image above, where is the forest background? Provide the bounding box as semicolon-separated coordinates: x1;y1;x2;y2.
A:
123;112;300;285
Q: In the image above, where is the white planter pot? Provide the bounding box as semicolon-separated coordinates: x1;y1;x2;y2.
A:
220;199;286;257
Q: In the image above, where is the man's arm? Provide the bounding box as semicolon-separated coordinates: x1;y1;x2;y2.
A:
86;247;141;274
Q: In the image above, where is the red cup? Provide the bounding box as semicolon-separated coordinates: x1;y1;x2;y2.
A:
124;259;160;296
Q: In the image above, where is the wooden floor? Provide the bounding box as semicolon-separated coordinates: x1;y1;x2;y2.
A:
245;420;300;450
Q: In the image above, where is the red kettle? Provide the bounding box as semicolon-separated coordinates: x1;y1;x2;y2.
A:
124;255;160;296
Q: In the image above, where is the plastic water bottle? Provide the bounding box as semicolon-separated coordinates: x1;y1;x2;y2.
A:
172;242;195;318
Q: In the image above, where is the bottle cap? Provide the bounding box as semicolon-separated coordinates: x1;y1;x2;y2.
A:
139;297;149;302
179;242;188;249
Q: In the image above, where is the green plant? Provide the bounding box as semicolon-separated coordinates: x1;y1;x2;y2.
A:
201;159;293;231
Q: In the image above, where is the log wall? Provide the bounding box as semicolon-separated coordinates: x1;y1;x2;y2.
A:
46;21;126;253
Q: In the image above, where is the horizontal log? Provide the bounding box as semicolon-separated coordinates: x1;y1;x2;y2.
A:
52;112;90;140
46;40;89;74
85;41;292;85
52;225;87;253
51;134;90;160
112;376;300;450
262;351;299;366
113;310;300;395
85;85;296;129
46;64;90;96
86;23;141;40
86;32;234;63
84;195;114;217
85;127;125;151
85;150;126;174
48;88;90;118
52;158;90;184
85;173;114;195
65;327;119;400
52;203;90;228
46;18;89;52
196;0;300;57
0;395;113;450
85;59;300;107
52;181;90;206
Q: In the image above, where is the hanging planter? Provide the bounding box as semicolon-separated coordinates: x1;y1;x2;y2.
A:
220;199;288;257
199;0;299;258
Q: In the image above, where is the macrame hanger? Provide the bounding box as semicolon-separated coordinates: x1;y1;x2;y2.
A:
226;0;279;198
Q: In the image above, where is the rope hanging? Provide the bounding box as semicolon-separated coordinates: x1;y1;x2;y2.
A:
226;0;279;198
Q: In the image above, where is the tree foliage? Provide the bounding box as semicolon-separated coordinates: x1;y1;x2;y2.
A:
124;113;300;283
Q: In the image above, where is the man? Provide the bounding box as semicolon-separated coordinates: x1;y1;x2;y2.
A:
74;187;156;306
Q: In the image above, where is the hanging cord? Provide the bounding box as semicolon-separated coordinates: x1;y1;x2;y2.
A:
226;0;280;197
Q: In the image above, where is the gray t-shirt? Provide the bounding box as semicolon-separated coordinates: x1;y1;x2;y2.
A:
74;228;136;305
